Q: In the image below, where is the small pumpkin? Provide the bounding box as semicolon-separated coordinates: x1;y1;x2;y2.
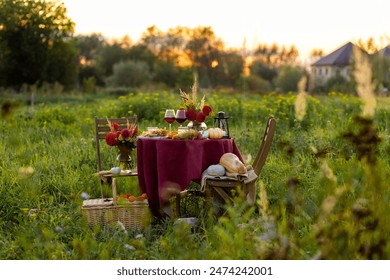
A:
110;166;121;174
208;127;224;139
200;130;209;139
219;153;246;174
206;164;226;176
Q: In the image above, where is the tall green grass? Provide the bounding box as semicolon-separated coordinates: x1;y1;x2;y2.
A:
0;89;389;259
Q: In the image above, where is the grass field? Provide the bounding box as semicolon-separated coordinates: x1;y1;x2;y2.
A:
0;90;389;259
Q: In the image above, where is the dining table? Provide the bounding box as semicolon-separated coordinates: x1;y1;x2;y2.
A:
136;137;243;217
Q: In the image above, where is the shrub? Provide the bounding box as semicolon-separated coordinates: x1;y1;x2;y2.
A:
275;65;303;92
106;60;151;87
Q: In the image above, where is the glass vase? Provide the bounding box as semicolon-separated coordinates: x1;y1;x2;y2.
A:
187;120;207;131
116;144;133;170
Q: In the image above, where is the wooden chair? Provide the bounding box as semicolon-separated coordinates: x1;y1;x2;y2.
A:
176;116;276;217
95;116;138;196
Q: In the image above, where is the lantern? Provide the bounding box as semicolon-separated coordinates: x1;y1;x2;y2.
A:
214;111;230;138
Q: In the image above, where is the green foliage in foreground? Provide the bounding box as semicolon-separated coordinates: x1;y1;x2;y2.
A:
0;91;389;259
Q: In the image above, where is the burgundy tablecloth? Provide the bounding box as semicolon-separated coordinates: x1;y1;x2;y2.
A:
136;138;242;217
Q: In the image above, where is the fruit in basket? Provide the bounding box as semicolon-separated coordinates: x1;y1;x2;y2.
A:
140;193;148;200
118;193;148;202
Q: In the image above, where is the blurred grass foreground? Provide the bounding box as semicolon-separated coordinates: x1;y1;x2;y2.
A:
0;50;389;259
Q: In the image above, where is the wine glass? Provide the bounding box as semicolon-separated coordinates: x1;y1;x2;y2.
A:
175;108;187;128
164;109;175;133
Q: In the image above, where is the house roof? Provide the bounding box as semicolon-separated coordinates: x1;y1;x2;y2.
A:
377;45;390;57
312;42;355;67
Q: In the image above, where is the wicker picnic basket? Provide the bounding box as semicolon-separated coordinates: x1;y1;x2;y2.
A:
82;178;151;229
82;198;150;229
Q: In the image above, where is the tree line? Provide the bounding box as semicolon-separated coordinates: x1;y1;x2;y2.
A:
0;0;306;93
0;0;388;94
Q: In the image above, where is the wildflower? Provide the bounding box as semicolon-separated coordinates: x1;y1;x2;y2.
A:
319;159;337;183
295;76;307;121
80;192;90;200
353;46;376;119
321;195;337;214
124;244;136;251
27;208;37;217
117;221;127;232
18;166;34;177
259;181;269;216
55;226;64;234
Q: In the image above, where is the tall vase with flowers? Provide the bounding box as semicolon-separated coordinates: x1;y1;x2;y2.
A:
179;76;212;131
104;118;138;170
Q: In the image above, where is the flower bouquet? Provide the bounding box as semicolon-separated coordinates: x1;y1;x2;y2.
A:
105;118;138;169
179;77;212;130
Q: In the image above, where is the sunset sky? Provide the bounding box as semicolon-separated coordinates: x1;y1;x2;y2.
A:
62;0;389;62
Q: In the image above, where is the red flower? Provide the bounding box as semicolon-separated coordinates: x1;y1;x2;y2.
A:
105;132;117;146
105;119;137;148
186;109;197;121
111;122;119;131
121;128;131;139
202;105;212;116
196;112;206;123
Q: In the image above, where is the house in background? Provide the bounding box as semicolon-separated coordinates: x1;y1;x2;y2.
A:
377;45;390;57
374;45;390;94
310;42;356;88
310;42;390;93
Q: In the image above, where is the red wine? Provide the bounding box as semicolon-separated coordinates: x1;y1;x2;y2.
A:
164;117;175;124
176;117;186;124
